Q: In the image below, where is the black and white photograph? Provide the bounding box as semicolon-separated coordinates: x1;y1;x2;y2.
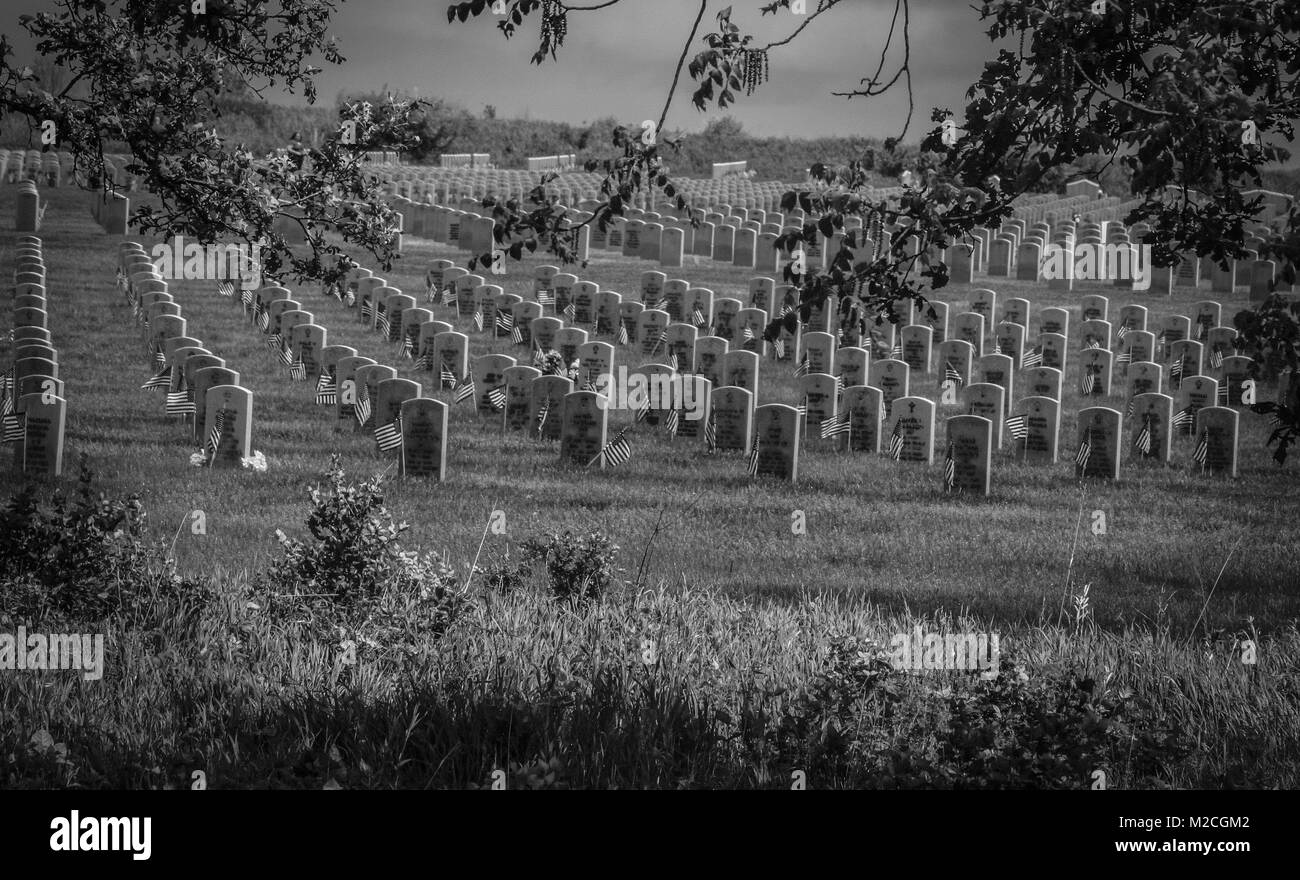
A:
0;0;1295;853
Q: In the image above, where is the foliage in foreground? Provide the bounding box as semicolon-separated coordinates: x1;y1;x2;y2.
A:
0;462;1293;790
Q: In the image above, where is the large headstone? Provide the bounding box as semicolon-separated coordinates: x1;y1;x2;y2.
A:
1018;396;1060;463
560;391;609;466
204;385;253;467
889;396;936;464
400;397;449;479
16;393;65;476
869;359;910;416
723;349;760;398
752;404;800;481
945;415;992;494
503;366;543;432
711;386;754;451
1129;392;1174;464
532;375;573;441
840;385;884;453
1078;347;1113;398
1075;406;1122;480
1194;406;1239;477
963;383;1006;448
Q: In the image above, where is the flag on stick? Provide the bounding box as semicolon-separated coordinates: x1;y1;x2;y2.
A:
1075;432;1092;473
141;367;171;390
1134;416;1152;456
1080;371;1096;395
206;409;226;454
354;394;372;427
473;310;484;333
1192;428;1209;466
165;391;196;416
704;416;717;453
454;375;476;404
589;428;632;468
820;413;851;439
375;418;403;452
1005;414;1028;440
1020;347;1042;369
943;441;956;492
617;323;629;347
746;436;760;476
217;281;234;298
794;353;809;377
487;384;507;411
315;373;338;406
887;419;904;460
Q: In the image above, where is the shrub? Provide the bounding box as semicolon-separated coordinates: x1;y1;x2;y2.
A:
261;457;469;640
518;530;619;607
0;454;214;626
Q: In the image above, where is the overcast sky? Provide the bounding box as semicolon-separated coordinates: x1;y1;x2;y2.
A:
306;0;993;139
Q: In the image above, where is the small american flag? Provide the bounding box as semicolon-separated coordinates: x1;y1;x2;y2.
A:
401;335;414;360
1216;382;1228;405
496;311;514;334
266;332;283;352
206;409;227;454
454;375;476;404
289;355;307;381
1210;346;1224;369
1134;416;1152;456
217;281;234;297
241;288;254;312
1125;397;1136;418
344;290;357;307
277;341;294;367
1080;371;1096;395
1169;359;1183;386
1171;407;1194;430
943;441;956;492
564;302;576;321
441;288;455;307
315;373;338;405
634;395;651;424
1087;339;1102;349
1005;414;1028;440
944;361;963;387
794;354;809;377
165;391;196;416
668;350;679;371
692;307;706;327
1116;324;1130;341
773;337;787;360
473;310;484;333
441;364;457;389
1075;432;1092;473
361;301;373;322
820;413;850;439
141;367;171;390
665;408;680;436
537;290;554;306
589;428;632;468
1;395;24;443
536;399;551;435
890;340;903;360
887;419;905;460
617;323;629;346
1116;349;1131;366
704;416;717;453
487;384;507;411
745;435;761;476
1020;347;1043;369
375;311;391;339
1192;429;1209;465
354;394;372;426
375;417;403;452
511;324;524;346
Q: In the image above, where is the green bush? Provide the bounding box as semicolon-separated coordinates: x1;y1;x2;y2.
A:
261;457;469;640
0;454;214;626
518;530;618;607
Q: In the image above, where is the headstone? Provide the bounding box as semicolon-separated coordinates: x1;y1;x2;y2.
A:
373;378;421;455
1129;392;1174;464
711;386;754;451
723;349;760;397
963;383;1006;448
473;354;516;416
503;366;543;432
869;359;910;416
560;391;609;466
945;415;992;494
952;312;986;358
888;396;936;464
204;385;253;467
900;324;933;374
1078;347;1114;397
841;385;885;453
532;375;573;441
752;404;800;481
16;393;65;476
1194;406;1239;477
1075;406;1122;480
977;353;1014;414
400;398;449;479
1018;396;1060;463
1178;375;1219;435
694;336;728;389
577;341;615;389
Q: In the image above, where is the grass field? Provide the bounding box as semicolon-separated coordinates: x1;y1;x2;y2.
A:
3;185;1298;788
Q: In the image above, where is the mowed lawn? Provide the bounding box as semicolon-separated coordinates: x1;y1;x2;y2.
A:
5;186;1298;633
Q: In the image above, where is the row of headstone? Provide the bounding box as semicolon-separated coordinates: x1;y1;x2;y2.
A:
7;235;66;476
118;241;254;467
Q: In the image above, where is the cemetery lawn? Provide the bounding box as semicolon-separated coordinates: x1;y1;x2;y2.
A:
3;187;1299;788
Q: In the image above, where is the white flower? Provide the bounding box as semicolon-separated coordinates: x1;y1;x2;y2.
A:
189;450;208;467
241;450;268;471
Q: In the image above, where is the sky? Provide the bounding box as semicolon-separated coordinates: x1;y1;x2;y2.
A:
2;0;1000;140
306;0;993;139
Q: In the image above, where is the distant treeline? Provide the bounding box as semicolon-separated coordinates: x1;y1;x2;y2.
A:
4;90;1298;198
